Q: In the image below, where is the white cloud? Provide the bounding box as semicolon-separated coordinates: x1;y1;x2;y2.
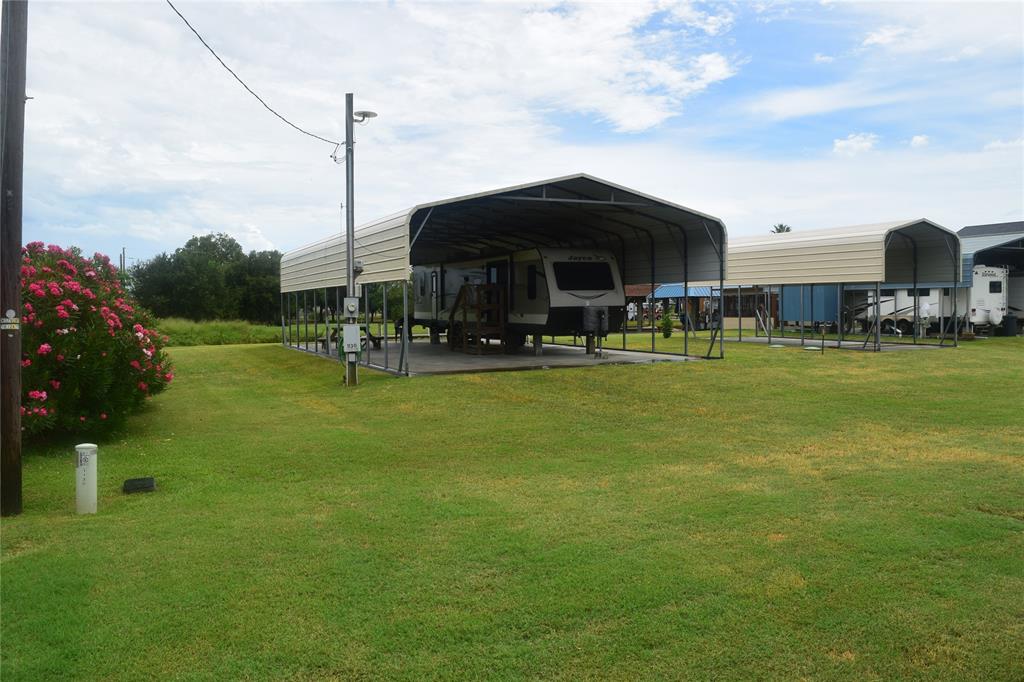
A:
833;133;879;156
862;25;912;47
749;82;910;120
854;3;1022;59
983;138;1023;151
813;53;834;63
910;135;929;148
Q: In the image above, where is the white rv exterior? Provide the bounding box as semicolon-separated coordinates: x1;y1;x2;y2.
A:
860;265;1009;332
413;248;626;341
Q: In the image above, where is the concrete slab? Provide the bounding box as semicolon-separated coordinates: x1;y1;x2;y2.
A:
405;340;695;375
730;335;946;351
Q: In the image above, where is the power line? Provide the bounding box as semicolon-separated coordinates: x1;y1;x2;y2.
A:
164;0;340;147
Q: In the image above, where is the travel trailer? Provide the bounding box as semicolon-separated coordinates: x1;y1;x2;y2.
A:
412;248;626;348
860;265;1009;334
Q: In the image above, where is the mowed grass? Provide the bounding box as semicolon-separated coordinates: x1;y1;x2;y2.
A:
2;339;1022;680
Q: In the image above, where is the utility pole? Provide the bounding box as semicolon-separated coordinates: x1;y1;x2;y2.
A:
1;0;29;516
343;93;358;386
340;94;376;387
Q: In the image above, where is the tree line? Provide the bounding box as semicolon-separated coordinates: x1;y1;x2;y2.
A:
130;234;281;324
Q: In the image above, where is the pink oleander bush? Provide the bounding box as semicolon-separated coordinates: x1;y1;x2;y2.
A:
19;242;174;436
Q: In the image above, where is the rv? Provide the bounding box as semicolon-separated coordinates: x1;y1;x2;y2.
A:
860;265;1009;333
412;248;626;347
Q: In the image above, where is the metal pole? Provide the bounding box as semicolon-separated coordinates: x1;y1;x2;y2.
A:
800;284;805;346
280;293;285;346
314;290;319;354
650;240;656;353
837;284;843;348
383;282;389;369
344;92;358;385
773;286;778;341
1;0;29;515
304;291;309;351
875;282;881;351
737;285;742;341
953;280;959;348
402;280;410;375
810;283;815;345
363;284;370;366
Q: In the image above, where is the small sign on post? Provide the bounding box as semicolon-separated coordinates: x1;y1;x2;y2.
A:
75;443;98;514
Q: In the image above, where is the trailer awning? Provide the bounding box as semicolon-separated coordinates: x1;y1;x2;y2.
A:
716;219;960;286
281;174;727;293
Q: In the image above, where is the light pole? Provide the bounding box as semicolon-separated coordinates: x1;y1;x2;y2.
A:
342;93;376;386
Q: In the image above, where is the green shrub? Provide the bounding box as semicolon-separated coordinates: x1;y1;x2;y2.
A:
20;242;173;436
660;314;674;338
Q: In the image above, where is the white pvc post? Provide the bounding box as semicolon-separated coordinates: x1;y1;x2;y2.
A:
75;443;98;514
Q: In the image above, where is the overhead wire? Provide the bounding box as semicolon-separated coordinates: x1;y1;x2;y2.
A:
164;0;340;147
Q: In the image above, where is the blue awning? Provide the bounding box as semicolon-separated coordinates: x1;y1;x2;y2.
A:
652;284;712;299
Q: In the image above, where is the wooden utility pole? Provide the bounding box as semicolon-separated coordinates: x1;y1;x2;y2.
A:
1;0;29;516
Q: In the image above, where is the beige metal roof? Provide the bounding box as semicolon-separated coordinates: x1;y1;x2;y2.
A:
281;174;728;293
719;219;960;286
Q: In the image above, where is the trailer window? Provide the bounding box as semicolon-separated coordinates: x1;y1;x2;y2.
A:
527;264;538;300
906;288;930;297
880;289;895;297
990;281;1002;294
552;262;615;291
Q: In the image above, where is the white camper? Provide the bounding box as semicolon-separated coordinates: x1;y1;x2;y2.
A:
413;248;626;346
860;265;1009;333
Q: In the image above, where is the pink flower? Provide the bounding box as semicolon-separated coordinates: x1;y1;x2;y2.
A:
56;306;70;319
79;416;86;422
38;407;48;417
37;343;52;355
56;354;64;362
100;413;107;420
129;360;141;370
27;390;47;401
137;382;148;392
50;380;61;390
21;358;31;367
19;406;26;416
164;372;174;382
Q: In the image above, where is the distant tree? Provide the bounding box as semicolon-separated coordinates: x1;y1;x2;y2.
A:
771;223;792;233
131;233;281;323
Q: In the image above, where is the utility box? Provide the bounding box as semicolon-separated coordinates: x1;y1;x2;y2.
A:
342;324;361;353
343;297;360;320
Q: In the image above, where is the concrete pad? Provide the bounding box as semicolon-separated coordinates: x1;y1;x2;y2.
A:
405;339;694;375
730;335;946;351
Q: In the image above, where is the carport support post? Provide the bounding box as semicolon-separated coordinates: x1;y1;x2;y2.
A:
363;284;370;365
874;282;882;352
800;284;805;346
280;293;286;347
737;286;742;341
776;286;781;340
402;280;410;376
837;284;844;348
383;282;389;370
303;291;309;351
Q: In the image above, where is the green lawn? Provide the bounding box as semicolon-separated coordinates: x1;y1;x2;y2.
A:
2;339;1022;680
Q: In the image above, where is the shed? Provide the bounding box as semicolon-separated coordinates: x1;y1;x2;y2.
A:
958;221;1024;285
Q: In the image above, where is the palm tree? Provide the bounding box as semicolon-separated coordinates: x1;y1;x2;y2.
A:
771;223;792;233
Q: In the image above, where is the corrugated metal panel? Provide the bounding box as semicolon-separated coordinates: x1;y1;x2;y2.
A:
709;219;959;286
653;284;712;298
280;211;411;292
959;231;1024;285
282;173;729;294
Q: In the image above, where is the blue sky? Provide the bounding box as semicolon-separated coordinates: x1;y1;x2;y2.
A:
15;1;1024;263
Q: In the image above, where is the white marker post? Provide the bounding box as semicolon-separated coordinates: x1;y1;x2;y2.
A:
75;443;97;514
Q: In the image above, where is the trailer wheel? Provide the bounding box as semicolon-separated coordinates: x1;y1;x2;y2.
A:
896;319;912;336
881;319;896;335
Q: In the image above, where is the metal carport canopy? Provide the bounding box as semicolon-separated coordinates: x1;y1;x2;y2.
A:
711;219;960;286
280;173;727;292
